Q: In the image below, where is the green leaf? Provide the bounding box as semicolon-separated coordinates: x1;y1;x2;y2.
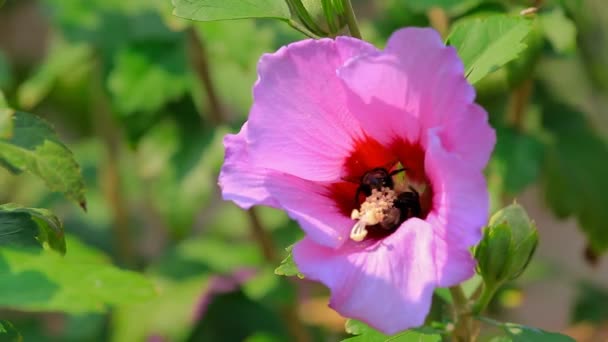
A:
539;7;577;54
0;110;86;209
137;120;228;235
478;317;574;341
490;127;545;194
17;41;92;110
112;276;210;342
343;319;442;342
572;282;608;323
274;245;304;279
447;15;533;84
0;320;22;342
0;105;11;139
404;0;483;16
0;90;6;108
172;0;291;22
0;248;156;313
107;41;189;115
541;100;608;253
0;204;66;255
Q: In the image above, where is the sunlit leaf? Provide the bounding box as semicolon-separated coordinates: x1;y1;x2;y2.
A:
0;248;156;313
479;317;574;341
343;319;442;341
172;0;291;22
448;15;533;84
0;110;86;209
0;204;65;254
274;245;303;279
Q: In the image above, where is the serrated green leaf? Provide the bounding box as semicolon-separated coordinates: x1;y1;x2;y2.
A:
274;245;304;279
172;0;291;22
0;111;86;209
447;15;532;84
0;204;66;254
478;317;574;341
0;248;156;313
541;100;608;253
343;319;442;342
0;320;22;342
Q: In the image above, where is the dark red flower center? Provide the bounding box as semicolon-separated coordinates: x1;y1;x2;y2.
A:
326;135;433;241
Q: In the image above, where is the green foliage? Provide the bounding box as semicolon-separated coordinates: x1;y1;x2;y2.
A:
0;247;156;313
0;110;86;209
17;41;93;110
539;7;577;54
274;245;303;279
572;282;608;323
0;91;6;109
343;320;442;341
541;100;608;253
0;320;22;342
172;0;291;21
448;15;533;84
479;317;574;341
490;126;545;195
404;0;483;16
107;41;190;115
0;204;65;254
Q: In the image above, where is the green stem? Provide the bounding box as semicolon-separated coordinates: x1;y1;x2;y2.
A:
342;0;362;39
288;19;322;39
449;286;475;342
286;0;327;37
449;286;468;311
472;283;498;315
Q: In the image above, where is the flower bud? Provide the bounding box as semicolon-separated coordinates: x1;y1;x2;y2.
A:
475;203;539;288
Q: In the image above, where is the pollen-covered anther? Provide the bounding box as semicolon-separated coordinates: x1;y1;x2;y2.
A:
349;187;397;242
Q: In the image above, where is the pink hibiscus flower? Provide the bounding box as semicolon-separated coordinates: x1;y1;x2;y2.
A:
219;28;495;334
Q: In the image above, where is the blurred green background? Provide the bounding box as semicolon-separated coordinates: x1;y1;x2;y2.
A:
1;0;608;341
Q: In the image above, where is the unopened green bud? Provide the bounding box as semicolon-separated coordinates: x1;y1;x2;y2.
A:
475;203;539;288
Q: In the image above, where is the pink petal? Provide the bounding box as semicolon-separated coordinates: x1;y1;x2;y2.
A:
247;38;377;182
266;176;351;248
337;53;421;146
338;28;484;162
433;236;477;287
218;123;280;209
385;28;474;129
219;124;351;248
293;218;437;335
424;132;488;249
438;103;496;169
